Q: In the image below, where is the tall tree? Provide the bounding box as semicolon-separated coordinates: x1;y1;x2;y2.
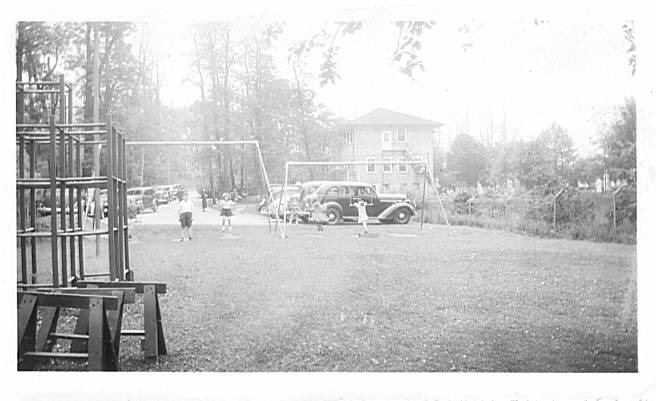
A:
447;133;488;186
596;98;636;181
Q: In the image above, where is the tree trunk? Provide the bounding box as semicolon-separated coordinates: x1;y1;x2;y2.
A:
292;64;312;179
83;23;94;122
222;28;236;191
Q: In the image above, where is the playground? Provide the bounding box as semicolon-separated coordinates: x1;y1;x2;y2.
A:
13;20;639;378
21;193;637;372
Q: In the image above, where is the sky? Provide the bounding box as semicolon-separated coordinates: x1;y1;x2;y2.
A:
138;13;634;157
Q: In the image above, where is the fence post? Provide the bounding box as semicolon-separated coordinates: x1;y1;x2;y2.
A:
553;187;566;234
553;199;556;233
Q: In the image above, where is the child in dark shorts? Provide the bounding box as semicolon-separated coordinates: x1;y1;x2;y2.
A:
219;193;236;233
177;192;194;241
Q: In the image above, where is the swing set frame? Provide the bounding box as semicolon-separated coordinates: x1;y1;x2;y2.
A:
278;160;450;238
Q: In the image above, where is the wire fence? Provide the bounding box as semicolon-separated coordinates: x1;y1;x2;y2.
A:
416;185;636;244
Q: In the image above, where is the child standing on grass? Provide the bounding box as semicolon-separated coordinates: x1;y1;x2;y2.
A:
289;195;301;225
352;199;369;236
177;192;194;241
220;193;236;233
311;200;327;231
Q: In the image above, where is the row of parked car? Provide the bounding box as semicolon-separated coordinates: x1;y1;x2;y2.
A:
259;180;417;225
36;184;184;218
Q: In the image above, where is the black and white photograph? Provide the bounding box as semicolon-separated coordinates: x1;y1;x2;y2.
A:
4;0;655;400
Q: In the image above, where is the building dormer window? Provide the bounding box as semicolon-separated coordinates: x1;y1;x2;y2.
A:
381;130;392;144
397;128;407;143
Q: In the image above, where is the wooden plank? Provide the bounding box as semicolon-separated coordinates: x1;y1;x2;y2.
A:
38;288;136;304
17;283;56;289
23;352;88;359
17;294;38;370
121;330;145;336
76;281;167;294
70;308;89;353
17;294;38;351
87;296;104;370
143;284;158;361
155;291;167;355
106;290;125;355
16;229;109;238
18;291;119;310
48;333;89;340
35;306;60;352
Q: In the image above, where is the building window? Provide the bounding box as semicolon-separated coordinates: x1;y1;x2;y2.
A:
383;183;390;192
397;128;407;143
344;130;353;144
398;157;408;173
383;157;392;173
367;157;376;173
381;130;392;144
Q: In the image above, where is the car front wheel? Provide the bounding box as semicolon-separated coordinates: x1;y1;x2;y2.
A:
325;207;341;225
393;207;412;224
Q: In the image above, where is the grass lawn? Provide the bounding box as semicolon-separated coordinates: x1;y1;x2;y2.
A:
18;221;637;372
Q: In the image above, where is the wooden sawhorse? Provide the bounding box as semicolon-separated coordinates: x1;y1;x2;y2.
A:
76;281;167;362
17;291;125;371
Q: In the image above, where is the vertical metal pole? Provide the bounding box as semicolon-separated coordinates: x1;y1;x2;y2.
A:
282;164;289;238
67;85;73;123
93;22;101;257
58;76;69;286
49;115;60;287
106;117;116;281
19;135;27;284
122;137;131;279
68;135;76;280
140;148;145;187
255;142;282;236
420;167;427;232
76;137;85;279
29;141;37;283
59;124;68;287
426;167;449;226
116;131;125;280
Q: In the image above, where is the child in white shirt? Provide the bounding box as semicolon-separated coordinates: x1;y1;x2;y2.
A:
177;192;194;241
351;199;369;237
219;193;236;233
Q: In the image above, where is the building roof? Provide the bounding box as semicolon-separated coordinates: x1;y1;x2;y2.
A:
347;108;442;127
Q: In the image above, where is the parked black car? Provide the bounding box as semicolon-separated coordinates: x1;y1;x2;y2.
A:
154;185;170;204
127;187;158;213
302;181;416;225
